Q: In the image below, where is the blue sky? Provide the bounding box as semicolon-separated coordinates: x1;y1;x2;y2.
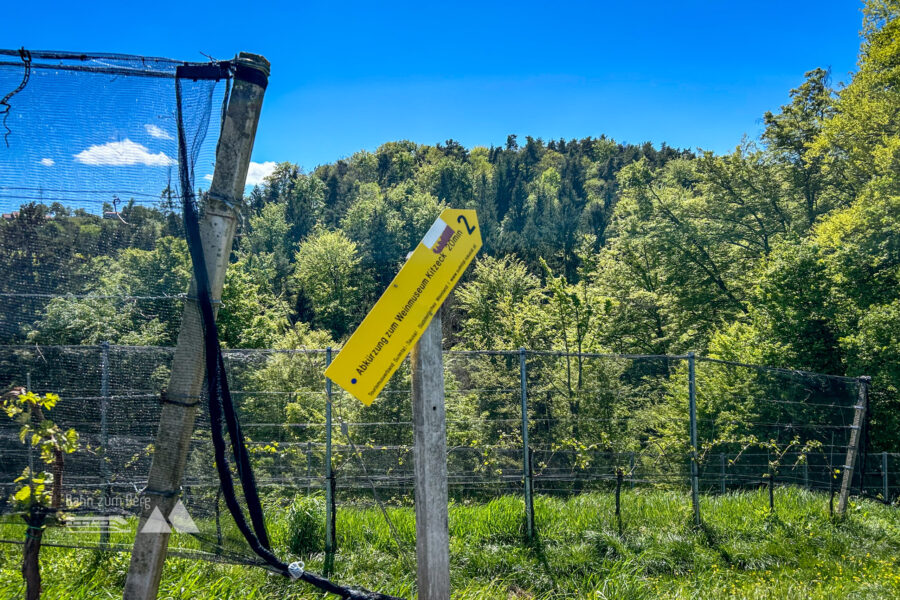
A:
2;0;864;183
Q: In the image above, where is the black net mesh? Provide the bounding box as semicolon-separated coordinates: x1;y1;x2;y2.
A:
0;50;224;347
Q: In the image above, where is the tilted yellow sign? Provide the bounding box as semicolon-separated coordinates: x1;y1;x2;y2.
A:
324;208;482;405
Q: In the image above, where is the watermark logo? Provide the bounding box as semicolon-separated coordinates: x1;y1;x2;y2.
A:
51;493;200;536
140;500;200;534
64;515;130;534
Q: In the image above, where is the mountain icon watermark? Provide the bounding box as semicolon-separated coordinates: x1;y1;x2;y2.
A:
140;500;200;534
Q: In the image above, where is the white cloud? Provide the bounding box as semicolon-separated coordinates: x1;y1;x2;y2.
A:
145;124;173;140
245;161;277;187
203;174;214;181
39;158;55;167
74;139;175;167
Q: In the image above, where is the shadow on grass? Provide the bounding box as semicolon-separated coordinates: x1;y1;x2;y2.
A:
524;529;558;591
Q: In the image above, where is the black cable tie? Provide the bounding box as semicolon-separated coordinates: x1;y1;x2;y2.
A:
159;391;203;408
233;61;268;90
140;486;181;498
206;191;241;212
184;296;223;304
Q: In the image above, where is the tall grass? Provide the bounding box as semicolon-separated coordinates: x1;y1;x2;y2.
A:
0;488;897;599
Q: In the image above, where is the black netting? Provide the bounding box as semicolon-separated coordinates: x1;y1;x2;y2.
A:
0;51;223;347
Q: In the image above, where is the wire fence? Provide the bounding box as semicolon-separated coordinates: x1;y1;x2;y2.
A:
0;343;890;502
0;343;892;559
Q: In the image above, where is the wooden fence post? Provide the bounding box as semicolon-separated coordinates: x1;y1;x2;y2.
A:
411;310;450;600
123;53;269;600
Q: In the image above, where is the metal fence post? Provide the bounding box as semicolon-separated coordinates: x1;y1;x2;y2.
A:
100;341;111;547
324;347;336;565
804;457;809;490
883;451;889;502
688;352;700;527
520;348;534;540
838;376;870;515
629;452;635;489
26;372;33;488
306;442;312;495
720;452;726;494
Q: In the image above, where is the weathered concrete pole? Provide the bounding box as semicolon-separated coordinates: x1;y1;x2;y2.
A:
123;52;269;600
837;376;870;516
410;309;450;600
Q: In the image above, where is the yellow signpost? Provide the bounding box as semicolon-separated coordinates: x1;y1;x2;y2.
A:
324;208;482;405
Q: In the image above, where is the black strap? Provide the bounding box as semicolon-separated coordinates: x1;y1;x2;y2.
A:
175;62;231;82
234;61;268;90
176;71;402;600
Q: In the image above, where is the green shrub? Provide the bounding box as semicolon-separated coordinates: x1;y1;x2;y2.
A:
285;494;325;556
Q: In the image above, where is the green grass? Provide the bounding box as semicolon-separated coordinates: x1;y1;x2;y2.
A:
1;488;898;599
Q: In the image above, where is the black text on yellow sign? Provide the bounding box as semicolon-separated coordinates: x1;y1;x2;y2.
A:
324;208;482;405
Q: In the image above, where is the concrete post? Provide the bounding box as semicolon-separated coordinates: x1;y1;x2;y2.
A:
838;376;870;516
123;52;269;600
411;310;450;600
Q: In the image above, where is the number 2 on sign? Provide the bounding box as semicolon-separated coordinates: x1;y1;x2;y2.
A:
457;214;476;235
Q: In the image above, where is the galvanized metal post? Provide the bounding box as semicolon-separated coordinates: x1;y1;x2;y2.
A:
324;347;336;563
100;341;111;547
882;451;889;502
306;442;312;495
411;311;450;600
520;347;534;540
629;451;635;489
26;372;33;480
804;457;809;490
688;352;700;527
720;452;726;494
838;376;870;516
124;53;269;600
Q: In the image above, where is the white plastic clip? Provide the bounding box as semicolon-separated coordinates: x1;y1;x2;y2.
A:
288;561;305;580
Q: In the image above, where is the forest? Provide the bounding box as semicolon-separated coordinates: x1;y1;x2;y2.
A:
0;3;897;456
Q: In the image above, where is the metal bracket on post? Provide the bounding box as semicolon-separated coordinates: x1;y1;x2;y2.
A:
123;52;269;600
520;347;534;541
688;352;700;527
838;376;870;516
